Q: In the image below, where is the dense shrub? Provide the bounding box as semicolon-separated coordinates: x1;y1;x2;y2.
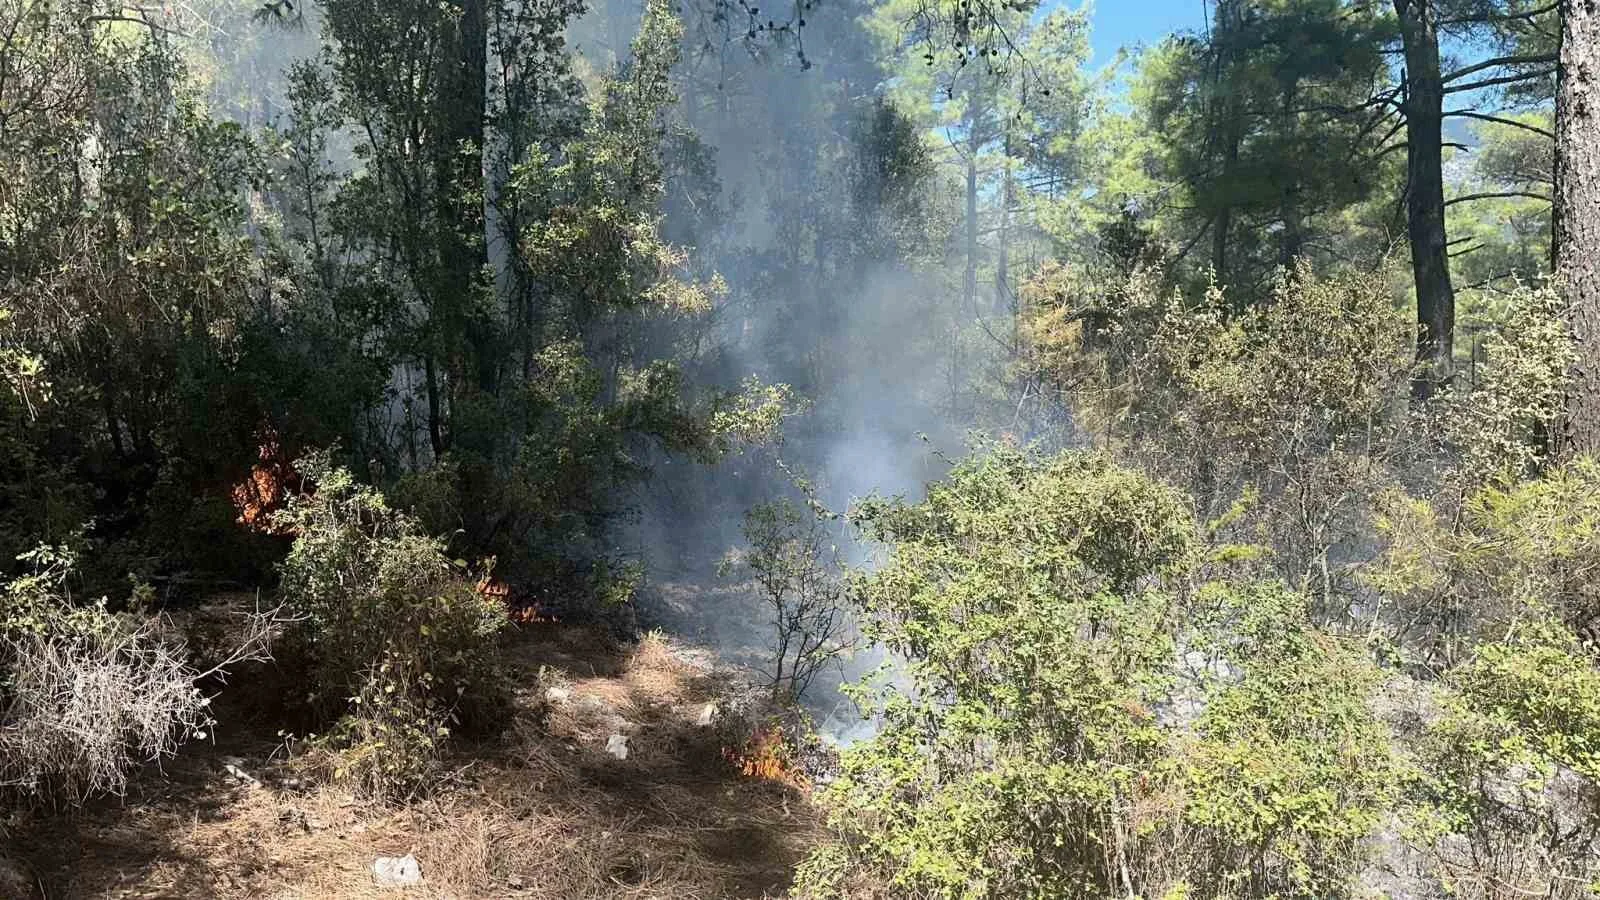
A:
1019;262;1418;617
1369;462;1600;895
274;452;507;799
797;446;1399;898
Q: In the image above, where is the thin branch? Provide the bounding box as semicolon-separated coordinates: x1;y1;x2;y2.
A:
81;13;186;36
1372;141;1409;160
1440;2;1558;27
1459;271;1521;291
1445;69;1556;95
1445;191;1552;207
1444;110;1554;140
1442;53;1557;84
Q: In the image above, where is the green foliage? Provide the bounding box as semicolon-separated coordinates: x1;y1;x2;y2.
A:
1441;283;1574;485
1131;0;1395;295
295;0;784;602
1020;262;1416;608
800;447;1194;898
1407;620;1600;898
0;11;295;587
799;445;1400;898
1365;459;1600;893
1367;458;1600;656
275;452;506;798
1182;583;1399;895
1448;111;1554;296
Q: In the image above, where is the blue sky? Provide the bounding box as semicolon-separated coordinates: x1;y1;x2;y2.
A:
1084;0;1207;66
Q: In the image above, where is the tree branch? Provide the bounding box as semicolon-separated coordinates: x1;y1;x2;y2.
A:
1445;69;1556;95
1445;191;1552;207
1443;53;1557;84
1444;110;1554;139
1440;2;1558;27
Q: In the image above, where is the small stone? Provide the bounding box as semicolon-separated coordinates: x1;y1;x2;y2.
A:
695;702;716;727
605;733;629;760
372;853;423;888
545;686;572;703
507;872;526;889
223;762;260;787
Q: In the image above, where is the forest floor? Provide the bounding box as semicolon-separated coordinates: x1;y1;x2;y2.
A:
5;616;821;899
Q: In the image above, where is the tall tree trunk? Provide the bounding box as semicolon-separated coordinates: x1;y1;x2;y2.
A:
1396;0;1456;399
1209;0;1241;295
440;0;491;408
1558;0;1600;457
996;127;1011;317
965;135;979;312
1279;81;1304;266
424;350;445;459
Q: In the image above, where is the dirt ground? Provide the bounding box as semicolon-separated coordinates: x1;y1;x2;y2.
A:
4;622;821;899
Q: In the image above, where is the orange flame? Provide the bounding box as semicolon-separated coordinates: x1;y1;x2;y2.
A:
231;427;295;534
478;578;562;624
722;726;810;791
509;604;561;625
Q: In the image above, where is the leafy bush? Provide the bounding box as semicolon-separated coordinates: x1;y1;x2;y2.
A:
1403;620;1600;899
720;497;852;703
1181;583;1399;896
1438;284;1574;487
796;446;1400;898
1367;458;1600;658
1019;263;1417;616
275;452;507;799
1368;461;1600;896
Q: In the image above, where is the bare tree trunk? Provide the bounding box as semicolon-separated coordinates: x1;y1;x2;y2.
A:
965;136;979;312
997;126;1011;318
1210;0;1241;295
1396;0;1456;399
1558;0;1600;457
424;351;445;459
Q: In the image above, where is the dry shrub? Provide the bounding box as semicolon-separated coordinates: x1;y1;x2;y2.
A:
0;548;277;808
0;620;210;802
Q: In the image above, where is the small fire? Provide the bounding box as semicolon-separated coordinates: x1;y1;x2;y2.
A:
509;603;561;625
723;725;810;792
231;426;295;534
478;577;562;624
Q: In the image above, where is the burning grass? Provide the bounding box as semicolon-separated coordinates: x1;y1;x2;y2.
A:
7;619;823;899
723;724;812;793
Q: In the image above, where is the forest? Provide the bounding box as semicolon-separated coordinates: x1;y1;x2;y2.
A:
1;0;1600;896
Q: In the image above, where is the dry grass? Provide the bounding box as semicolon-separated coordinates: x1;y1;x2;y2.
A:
6;622;822;899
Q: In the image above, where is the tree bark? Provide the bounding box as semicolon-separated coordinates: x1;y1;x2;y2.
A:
1209;0;1242;295
441;0;491;405
1558;0;1600;457
965;132;979;312
996;126;1011;317
1396;0;1457;399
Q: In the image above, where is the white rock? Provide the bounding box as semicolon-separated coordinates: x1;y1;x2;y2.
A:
223;762;260;786
696;703;716;727
605;733;629;760
545;686;572;703
372;853;423;888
